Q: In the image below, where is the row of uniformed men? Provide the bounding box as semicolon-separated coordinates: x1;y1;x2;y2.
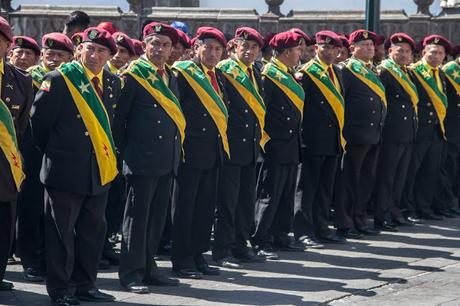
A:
1;15;460;306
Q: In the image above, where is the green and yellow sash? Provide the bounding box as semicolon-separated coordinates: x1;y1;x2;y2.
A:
443;59;460;96
0;99;24;190
301;59;346;150
217;58;270;150
28;64;49;90
379;59;419;115
346;58;387;107
411;61;448;137
57;61;118;185
262;61;305;118
125;58;186;147
173;60;230;157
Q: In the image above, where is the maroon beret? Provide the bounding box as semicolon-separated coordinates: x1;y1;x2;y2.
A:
143;22;179;46
452;44;460;58
338;35;350;49
42;32;74;53
291;28;314;46
315;30;343;47
269;30;304;50
97;22;118;35
389;32;416;50
374;34;385;46
131;39;144;56
193;26;227;47
12;36;40;55
235;27;264;48
176;29;191;49
112;32;135;55
422;34;452;54
349;29;377;44
82;27;117;55
71;32;83;46
0;17;12;42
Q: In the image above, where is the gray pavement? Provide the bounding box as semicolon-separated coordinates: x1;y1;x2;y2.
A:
1;217;460;306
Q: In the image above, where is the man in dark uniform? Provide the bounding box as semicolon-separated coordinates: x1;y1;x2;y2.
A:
0;16;34;291
293;30;346;245
374;33;419;230
8;36;40;70
438;46;460;216
251;30;305;259
335;30;386;239
105;31;134;74
113;22;182;293
403;35;451;221
31;27;121;306
171;26;228;279
16;33;74;283
212;27;266;269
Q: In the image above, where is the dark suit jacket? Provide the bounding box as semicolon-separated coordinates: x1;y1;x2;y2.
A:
221;62;263;166
176;62;228;169
263;70;302;165
0;63;33;202
444;70;460;144
300;63;345;156
379;67;417;144
339;59;386;145
409;68;446;142
31;67;121;196
112;66;181;176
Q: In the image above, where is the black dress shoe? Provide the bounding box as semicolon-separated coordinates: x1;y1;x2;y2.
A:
297;236;325;248
253;245;279;260
392;217;414;226
336;228;363;239
123;282;149;294
374;221;398;232
356;226;380;236
0;280;14;291
172;268;203;279
316;232;346;244
143;274;179;286
23;267;45;282
215;256;243;269
234;251;265;263
274;240;305;252
419;213;443;221
197;263;220;275
438;210;457;218
50;295;80;306
406;216;424;224
75;288;115;302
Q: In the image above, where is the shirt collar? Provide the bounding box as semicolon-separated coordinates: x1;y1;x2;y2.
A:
82;63;104;83
316;56;331;70
272;57;288;73
142;56;166;72
235;56;253;72
41;63;51;72
107;61;118;74
422;58;440;70
353;57;372;67
201;64;215;75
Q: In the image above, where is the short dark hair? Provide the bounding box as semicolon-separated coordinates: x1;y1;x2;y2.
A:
65;11;90;31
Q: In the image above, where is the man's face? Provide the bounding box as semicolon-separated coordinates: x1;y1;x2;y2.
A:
9;48;39;70
110;45;131;69
78;42;112;74
168;42;185;65
0;34;10;59
351;39;375;62
304;45;316;62
422;44;446;67
389;42;413;66
144;34;173;67
282;45;301;68
41;48;73;70
235;39;261;66
195;38;224;69
374;44;385;62
316;44;339;65
336;46;349;63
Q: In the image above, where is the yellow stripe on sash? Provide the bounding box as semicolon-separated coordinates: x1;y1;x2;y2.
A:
264;75;304;118
0;122;24;190
385;67;419;115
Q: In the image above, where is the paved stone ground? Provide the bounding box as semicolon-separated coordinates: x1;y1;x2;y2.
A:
1;217;460;306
